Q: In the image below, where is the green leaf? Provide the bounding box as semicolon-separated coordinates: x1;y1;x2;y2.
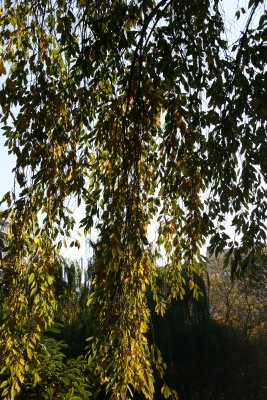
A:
235;10;240;20
0;380;9;389
29;273;35;285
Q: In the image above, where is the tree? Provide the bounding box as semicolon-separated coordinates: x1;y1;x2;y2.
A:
206;253;267;400
0;0;266;398
149;270;267;400
207;252;267;340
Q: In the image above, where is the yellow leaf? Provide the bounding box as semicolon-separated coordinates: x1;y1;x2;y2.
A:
101;376;110;384
189;280;194;290
161;384;172;399
155;114;161;126
34;237;40;245
140;322;147;333
66;171;73;182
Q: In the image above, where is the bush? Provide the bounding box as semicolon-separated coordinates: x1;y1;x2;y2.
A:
19;336;92;400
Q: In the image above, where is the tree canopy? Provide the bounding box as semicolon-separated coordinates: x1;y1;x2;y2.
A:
0;0;266;398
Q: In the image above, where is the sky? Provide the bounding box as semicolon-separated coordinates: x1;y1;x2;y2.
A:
0;0;263;260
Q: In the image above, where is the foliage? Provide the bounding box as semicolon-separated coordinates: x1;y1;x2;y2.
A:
53;257;95;358
149;271;267;400
207;252;267;340
54;258;90;325
0;0;266;398
204;251;267;399
1;335;92;400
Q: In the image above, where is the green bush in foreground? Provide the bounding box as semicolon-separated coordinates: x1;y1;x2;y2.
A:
16;337;91;400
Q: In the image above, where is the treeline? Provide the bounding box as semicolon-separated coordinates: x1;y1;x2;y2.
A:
3;256;265;400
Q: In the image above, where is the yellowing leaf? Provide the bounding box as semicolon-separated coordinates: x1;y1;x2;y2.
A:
30;287;37;296
87;293;95;306
15;368;24;383
66;171;73;182
161;384;172;399
189;280;194;290
34;293;40;304
0;380;9;389
11;385;16;400
0;61;6;75
34;372;41;385
140;322;147;333
19;358;25;366
129;97;134;105
155;115;161;126
34;237;40;246
26;347;33;360
29;273;35;285
101;376;110;384
55;101;65;115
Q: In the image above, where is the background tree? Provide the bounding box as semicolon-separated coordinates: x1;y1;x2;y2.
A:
207;250;267;340
52;257;94;358
0;0;266;398
206;251;267;400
